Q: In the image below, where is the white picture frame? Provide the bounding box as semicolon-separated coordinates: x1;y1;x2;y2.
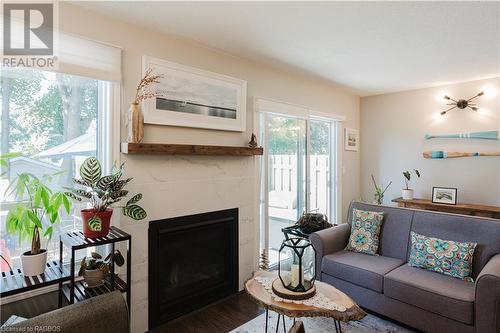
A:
344;128;359;151
142;56;247;132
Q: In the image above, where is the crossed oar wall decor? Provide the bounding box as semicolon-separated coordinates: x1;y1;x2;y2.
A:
423;130;500;159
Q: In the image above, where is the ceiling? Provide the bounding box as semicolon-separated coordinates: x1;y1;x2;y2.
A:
75;1;500;96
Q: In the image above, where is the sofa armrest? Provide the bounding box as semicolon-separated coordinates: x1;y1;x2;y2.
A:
10;291;129;333
310;223;351;281
475;253;500;333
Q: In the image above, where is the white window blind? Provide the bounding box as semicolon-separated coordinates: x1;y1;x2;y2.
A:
58;32;122;82
3;17;122;81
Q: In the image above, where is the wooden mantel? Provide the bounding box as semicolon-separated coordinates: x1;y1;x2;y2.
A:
121;142;263;156
392;197;500;220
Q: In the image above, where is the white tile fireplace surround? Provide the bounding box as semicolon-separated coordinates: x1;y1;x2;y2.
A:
117;155;259;332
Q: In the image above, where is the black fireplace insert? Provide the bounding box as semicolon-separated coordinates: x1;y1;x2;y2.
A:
148;208;239;329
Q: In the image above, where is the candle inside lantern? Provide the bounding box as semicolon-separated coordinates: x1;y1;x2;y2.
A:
290;264;302;288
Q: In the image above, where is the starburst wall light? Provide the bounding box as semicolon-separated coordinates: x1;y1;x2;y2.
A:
440;91;484;116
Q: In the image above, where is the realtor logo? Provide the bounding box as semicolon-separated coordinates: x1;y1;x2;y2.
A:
2;2;58;68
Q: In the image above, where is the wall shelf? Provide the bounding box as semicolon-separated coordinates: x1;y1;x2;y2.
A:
392;197;500;219
121;142;263;156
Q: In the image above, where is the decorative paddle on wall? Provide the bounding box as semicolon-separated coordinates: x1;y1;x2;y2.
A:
424;130;499;140
423;151;500;159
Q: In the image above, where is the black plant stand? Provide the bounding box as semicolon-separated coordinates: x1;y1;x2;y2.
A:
59;226;131;314
0;261;71;298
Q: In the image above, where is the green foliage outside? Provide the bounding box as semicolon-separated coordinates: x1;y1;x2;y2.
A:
268;117;330;155
1;68;98;156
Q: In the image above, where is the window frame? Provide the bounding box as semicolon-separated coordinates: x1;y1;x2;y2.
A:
0;71;121;304
256;98;344;267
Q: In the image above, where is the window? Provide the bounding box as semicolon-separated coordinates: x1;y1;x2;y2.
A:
258;102;340;266
0;67;116;271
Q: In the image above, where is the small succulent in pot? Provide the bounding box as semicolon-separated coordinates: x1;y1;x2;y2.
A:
78;250;125;288
65;157;147;238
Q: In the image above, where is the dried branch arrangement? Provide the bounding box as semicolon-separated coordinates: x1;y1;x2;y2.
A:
133;68;164;104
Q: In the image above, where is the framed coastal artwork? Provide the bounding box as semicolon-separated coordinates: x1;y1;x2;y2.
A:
142;56;247;131
344;128;359;151
432;187;458;205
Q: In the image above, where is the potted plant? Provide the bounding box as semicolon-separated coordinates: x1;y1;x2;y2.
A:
65;157;147;238
402;169;421;200
78;250;125;288
371;174;392;205
6;173;72;276
295;212;332;234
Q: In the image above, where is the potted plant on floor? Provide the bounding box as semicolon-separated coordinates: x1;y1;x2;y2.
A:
65;157;147;238
78;250;125;288
402;169;421;200
6;173;72;276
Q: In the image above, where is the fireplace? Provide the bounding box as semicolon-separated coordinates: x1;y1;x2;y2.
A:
148;208;239;329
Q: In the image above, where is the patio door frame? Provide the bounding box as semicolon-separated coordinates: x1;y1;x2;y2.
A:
256;98;344;262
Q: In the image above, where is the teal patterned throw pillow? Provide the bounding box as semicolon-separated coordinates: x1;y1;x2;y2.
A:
345;209;385;255
408;231;477;282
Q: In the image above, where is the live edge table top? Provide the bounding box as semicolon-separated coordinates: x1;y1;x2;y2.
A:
245;270;366;322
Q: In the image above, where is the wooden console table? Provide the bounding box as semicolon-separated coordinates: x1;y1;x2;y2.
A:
392;197;500;219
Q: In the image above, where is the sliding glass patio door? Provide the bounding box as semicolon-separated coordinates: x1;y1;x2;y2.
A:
260;113;337;266
264;114;306;265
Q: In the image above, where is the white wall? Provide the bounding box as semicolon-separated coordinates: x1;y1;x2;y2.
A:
361;78;500;207
60;3;360;332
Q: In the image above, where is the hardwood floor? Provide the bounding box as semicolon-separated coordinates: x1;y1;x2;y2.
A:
152;291;264;333
0;290;261;332
1;290;420;333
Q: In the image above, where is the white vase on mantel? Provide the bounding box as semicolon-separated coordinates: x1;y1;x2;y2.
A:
402;189;414;200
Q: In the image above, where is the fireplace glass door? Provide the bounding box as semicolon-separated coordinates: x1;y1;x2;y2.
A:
148;209;238;328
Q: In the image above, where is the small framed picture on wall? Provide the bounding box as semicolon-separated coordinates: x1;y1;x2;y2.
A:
432;187;458;205
345;128;359;151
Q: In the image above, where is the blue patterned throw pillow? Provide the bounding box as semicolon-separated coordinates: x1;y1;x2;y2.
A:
408;231;477;282
345;209;384;255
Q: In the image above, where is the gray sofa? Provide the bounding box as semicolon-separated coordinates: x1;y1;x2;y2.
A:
310;201;500;333
7;291;129;333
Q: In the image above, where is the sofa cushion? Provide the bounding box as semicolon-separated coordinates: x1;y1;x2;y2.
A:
322;250;404;292
411;210;500;278
384;265;475;325
345;208;385;255
348;202;414;260
408;231;477;282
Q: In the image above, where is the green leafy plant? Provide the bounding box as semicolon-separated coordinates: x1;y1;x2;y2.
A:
5;173;72;255
371;174;392;205
65;157;146;220
78;250;125;277
0;152;21;177
403;169;421;190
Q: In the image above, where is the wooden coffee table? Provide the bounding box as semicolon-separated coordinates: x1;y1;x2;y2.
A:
245;270;365;333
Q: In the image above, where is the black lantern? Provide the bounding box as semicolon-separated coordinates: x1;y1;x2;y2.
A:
278;238;316;292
